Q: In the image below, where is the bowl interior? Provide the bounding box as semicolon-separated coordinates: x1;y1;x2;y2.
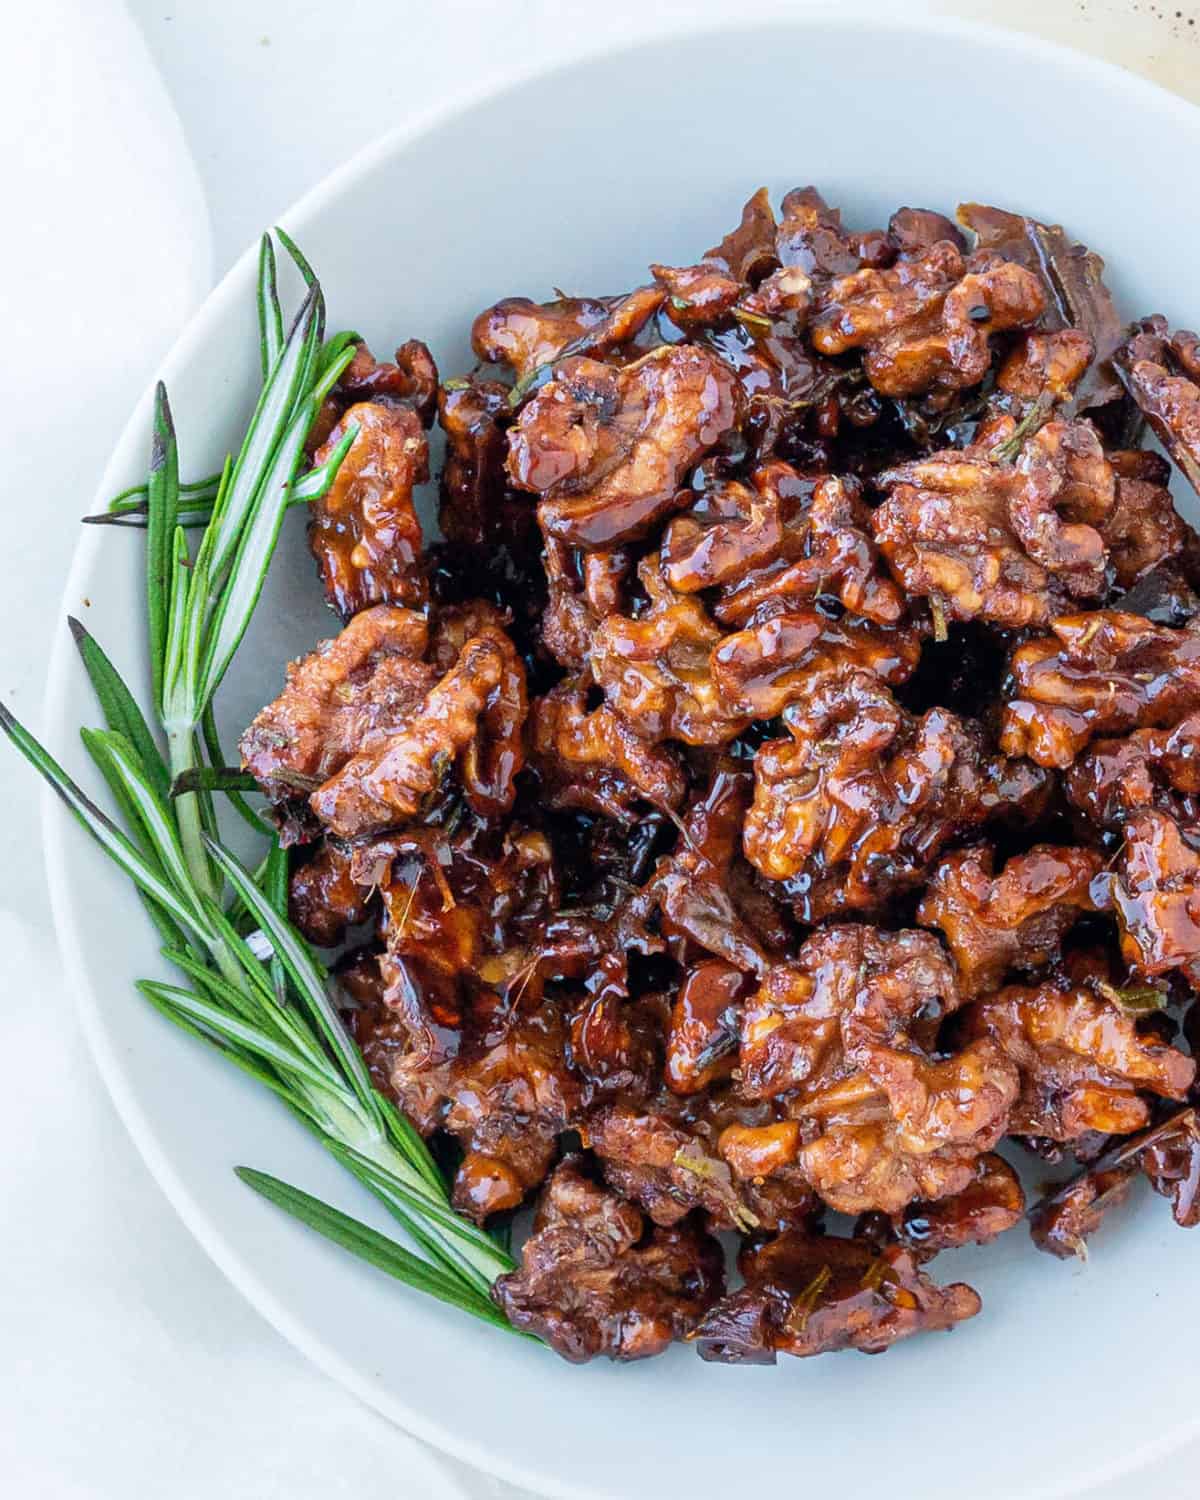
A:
45;15;1200;1500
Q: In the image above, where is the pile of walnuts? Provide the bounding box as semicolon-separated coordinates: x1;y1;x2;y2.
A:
241;187;1200;1365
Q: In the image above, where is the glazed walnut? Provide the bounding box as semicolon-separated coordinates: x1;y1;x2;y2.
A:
472;287;665;383
1101;449;1187;588
857;1153;1025;1261
530;677;687;822
738;926;1018;1215
691;1231;981;1363
810;241;1045;399
662;462;904;626
309;401;430;619
506;346;742;548
743;667;1048;918
967;977;1195;1140
239;604;527;839
491;1157;724;1362
1115;317;1200;494
1000;612;1200;768
1065;712;1200;828
917;844;1102;996
1092;809;1200;984
872;417;1116;629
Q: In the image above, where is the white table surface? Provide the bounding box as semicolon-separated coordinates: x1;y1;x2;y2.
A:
4;2;1200;1497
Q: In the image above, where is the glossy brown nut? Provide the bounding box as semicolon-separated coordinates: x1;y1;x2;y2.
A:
691;1231;980;1363
309;401;429;620
491;1158;724;1363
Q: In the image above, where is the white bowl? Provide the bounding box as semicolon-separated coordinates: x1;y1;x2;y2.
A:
45;13;1200;1499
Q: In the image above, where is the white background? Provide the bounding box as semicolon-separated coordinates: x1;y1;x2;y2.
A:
3;2;1200;1497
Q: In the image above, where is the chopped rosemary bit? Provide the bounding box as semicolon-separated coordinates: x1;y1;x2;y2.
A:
1094;978;1167;1014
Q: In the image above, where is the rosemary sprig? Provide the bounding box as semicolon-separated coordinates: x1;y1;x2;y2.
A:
4;230;525;1337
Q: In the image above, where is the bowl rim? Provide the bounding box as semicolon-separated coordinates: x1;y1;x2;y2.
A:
42;9;1200;1496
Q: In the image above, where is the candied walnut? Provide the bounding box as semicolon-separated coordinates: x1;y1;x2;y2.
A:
917;844;1101;996
958;203;1123;412
436;376;531;547
1142;1107;1200;1226
289;838;375;946
491;1158;724;1363
1029;1164;1135;1259
1101;448;1187;588
710;610;920;722
1000;612;1200;768
662;462;904;626
240;605;432;807
993;328;1095;421
588;557;748;745
691;1231;980;1364
968;976;1195;1140
888;207;966;258
1065;712;1200;827
651;262;743;334
540;536;631;671
873;417;1115;629
241;605;527;838
309;401;429;620
1114;317;1200;494
1028;1108;1200;1257
743;667;1047;917
359;971;579;1221
810;240;1045;399
471;287;664;383
308;338;439;450
530;678;687;823
1092;809;1200;984
584;1096;765;1232
738;927;1017;1214
664;960;747;1095
859;1153;1025;1261
627;764;788;977
705;185;780;284
506;347;741;548
311;624;527;836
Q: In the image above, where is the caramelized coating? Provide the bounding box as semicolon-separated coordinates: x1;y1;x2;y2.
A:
541;536;631;671
918;844;1101;996
663;462;904;626
958;203;1124;412
588;557;748;745
664;960;746;1095
1115;317;1200;494
862;1153;1025;1261
309;338;439;450
691;1231;980;1363
629;765;783;977
472;287;664;383
436;377;524;546
1065;712;1200;827
506;347;741;548
491;1158;724;1362
738;926;1018;1214
743;667;1047;917
1092;809;1200;984
1000;612;1200;768
240;605;432;805
710;610;920;722
289;838;375;946
1142;1108;1200;1227
992;329;1094;415
584;1097;768;1232
1029;1165;1135;1259
240;606;526;839
530;678;687;822
309;401;429;619
872;418;1115;629
1101;449;1187;587
968;978;1194;1140
359;976;579;1221
811;241;1045;399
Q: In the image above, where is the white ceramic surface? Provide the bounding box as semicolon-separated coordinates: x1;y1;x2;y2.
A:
41;14;1200;1500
